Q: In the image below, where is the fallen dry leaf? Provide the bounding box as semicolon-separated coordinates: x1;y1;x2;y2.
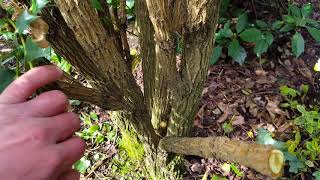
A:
30;18;50;48
255;69;268;76
256;75;277;84
217;102;233;123
232;115;245;125
266;97;285;120
246;99;259;117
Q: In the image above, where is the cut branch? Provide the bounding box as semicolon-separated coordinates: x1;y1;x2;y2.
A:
44;74;125;110
160;136;284;178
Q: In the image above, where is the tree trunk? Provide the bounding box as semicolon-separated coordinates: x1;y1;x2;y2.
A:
15;0;284;178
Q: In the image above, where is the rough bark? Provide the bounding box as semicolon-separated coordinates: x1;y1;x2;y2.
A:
136;0;155;115
168;0;221;136
110;111;160;178
44;74;124;110
160;136;284;178
143;0;222;137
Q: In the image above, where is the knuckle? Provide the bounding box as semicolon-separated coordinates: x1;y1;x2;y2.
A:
67;112;80;130
50;90;68;104
46;149;63;169
28;127;49;143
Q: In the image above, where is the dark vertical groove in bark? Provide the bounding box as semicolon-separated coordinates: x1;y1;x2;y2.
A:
136;0;156;117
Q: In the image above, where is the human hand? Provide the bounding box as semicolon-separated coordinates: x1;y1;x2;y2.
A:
0;65;85;180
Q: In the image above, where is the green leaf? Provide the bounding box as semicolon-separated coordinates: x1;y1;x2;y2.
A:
0;67;16;93
15;10;38;34
288;5;302;18
305;160;314;167
265;32;274;45
280;23;295;32
280;86;300;98
257;128;285;149
90;112;98;120
256;20;268;29
95;134;105;144
210;46;222;65
287;131;301;154
314;59;320;72
25;37;51;61
283;15;296;24
301;3;313;18
313;171;320;180
272;20;284;30
296;105;306;114
307;27;320;43
0;19;6;29
300;84;309;94
288;157;305;173
126;0;135;9
228;40;240;59
236;13;248;33
291;32;305;57
30;0;49;14
90;0;102;11
88;124;100;134
234;46;247;65
239;28;262;42
295;18;307;27
222;122;233;134
2;32;16;41
254;39;269;57
228;39;247;65
176;35;183;54
220;23;233;38
306;18;320;28
73;157;91;174
230;163;243;177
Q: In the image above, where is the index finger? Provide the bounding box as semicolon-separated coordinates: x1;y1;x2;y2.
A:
0;65;63;104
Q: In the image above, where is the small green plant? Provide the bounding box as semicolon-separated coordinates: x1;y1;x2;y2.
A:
221;162;243;177
256;85;320;176
211;12;274;65
211;3;320;66
279;84;309;109
77;112;118;144
222;121;234;135
0;0;60;92
73;156;91;174
51;54;72;74
272;3;320;57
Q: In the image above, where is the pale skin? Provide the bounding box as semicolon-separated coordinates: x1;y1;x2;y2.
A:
0;65;85;180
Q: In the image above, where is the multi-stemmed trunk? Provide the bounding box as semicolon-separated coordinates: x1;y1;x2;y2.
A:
17;0;284;178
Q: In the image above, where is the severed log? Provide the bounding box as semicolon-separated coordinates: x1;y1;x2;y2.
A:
160;136;284;178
